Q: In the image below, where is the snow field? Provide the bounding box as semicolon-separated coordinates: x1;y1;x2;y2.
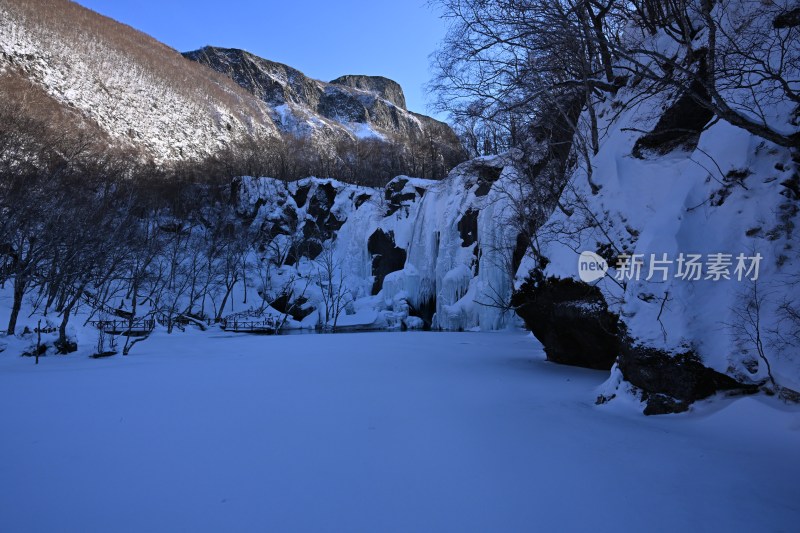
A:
1;330;798;532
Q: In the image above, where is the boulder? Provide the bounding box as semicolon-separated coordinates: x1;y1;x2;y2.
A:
512;276;621;370
617;345;759;414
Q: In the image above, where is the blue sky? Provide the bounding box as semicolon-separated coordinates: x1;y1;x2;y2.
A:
73;0;449;119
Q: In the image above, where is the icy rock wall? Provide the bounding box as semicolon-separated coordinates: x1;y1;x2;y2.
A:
379;162;520;330
236;156;522;331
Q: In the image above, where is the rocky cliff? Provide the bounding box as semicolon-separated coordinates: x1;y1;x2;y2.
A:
232;153;519;333
183;46;464;169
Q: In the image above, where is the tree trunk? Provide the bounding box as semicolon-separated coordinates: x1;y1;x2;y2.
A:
588;7;615;85
7;273;27;335
123;280;139;356
215;280;236;322
56;287;84;353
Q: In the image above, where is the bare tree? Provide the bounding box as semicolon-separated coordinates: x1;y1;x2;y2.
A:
728;280;777;390
609;0;800;149
270;271;313;332
429;0;615;152
313;246;352;332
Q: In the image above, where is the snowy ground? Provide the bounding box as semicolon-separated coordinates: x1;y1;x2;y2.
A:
0;330;798;532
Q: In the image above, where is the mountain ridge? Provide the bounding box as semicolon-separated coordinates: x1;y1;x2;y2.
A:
0;0;464;179
183;46;464;176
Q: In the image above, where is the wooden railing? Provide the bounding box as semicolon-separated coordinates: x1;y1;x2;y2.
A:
221;316;279;334
89;319;155;336
81;292;134;320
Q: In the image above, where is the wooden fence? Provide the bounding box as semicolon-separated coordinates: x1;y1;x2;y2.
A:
221;316;279;334
88;319;155;336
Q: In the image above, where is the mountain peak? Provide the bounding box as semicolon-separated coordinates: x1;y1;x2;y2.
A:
329;75;406;110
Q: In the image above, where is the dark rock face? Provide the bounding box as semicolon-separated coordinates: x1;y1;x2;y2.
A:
617;345;758;414
269;294;313;322
511;234;528;275
476;166;503;196
513;273;759;412
292;184;311;208
263;181;346;265
183;47;321;109
641;393;692;416
306;183;337;223
368;229;406;295
458;209;479;247
318;86;369;123
512;277;621;370
354;193;371;209
409;296;437;330
300;182;345;258
632;56;713;157
457;157;504;197
264;203;298;238
330;74;407;110
286;239;323;265
385;177;422;216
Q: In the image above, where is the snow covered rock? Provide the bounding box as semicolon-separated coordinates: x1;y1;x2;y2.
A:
512;277;621;370
235;154;525;332
616;345;758;415
508;11;800;412
330;75;407;110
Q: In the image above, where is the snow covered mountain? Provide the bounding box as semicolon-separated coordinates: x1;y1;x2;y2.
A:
183;46;464;170
0;0;280;161
0;0;463;170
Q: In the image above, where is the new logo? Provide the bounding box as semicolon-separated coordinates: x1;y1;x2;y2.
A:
578;251;608;283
